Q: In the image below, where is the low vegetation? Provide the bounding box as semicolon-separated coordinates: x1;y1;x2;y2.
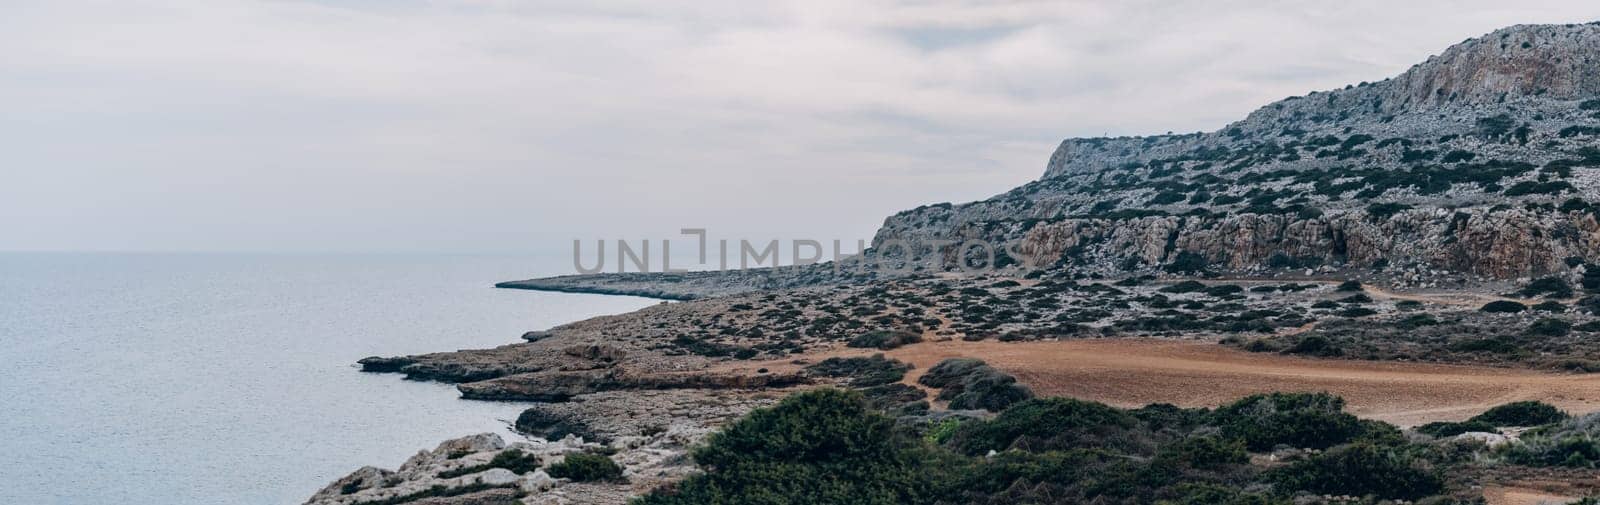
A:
546;452;624;482
633;388;1520;504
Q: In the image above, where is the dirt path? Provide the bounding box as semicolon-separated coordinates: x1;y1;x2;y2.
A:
1484;487;1583;505
878;339;1600;426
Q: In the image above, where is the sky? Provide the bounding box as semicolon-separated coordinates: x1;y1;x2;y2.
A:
3;1;1599;255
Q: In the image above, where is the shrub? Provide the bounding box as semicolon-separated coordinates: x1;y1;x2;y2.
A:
1469;401;1568;427
1338;293;1372;303
1533;301;1567;312
920;358;1033;412
1480;300;1528;313
1504;180;1575;196
805;354;911;387
1528;318;1572;337
1335;280;1364;292
1414;420;1497;438
1448;338;1523;354
1205;284;1245;297
917;358;988;388
1267;443;1443;500
1500;412;1600;467
847;330;922;350
1441;150;1477;163
1521;277;1574;298
949;397;1139;455
637;389;948;505
1164;483;1281;505
1210;393;1367;450
436;449;544;479
546;452;623;482
1282;335;1342;357
1160;280;1208;293
1165;251;1209;274
1366;203;1412;221
1339;307;1378;318
1155;436;1249;469
1149;191;1187;205
1507;435;1600;468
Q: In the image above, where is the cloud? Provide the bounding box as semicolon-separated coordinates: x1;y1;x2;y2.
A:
2;0;1598;252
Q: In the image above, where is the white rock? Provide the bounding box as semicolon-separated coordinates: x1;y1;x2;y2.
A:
1453;431;1511;447
476;468;520;486
521;470;559;492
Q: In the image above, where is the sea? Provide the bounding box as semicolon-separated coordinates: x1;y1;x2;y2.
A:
0;253;658;504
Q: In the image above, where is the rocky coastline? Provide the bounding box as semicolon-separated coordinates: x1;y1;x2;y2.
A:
310;22;1600;505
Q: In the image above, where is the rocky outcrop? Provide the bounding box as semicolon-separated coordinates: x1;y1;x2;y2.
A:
872;23;1600;281
457;368;807;402
496;264;880;300
1011;207;1600;278
308;390;780;505
1043;23;1600;180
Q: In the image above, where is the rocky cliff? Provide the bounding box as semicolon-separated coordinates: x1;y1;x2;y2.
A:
874;22;1600;281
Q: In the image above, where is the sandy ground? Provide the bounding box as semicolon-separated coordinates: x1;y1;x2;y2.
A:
875;338;1600;426
1485;486;1585;505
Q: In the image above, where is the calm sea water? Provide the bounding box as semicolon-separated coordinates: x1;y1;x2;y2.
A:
0;253;657;505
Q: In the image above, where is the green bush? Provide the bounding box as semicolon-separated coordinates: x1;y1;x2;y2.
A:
1210;392;1368;450
804;354;910;388
547;452;623;482
1521;277;1574;298
1469;401;1568;427
1448;338;1523;354
919;358;1033;412
1529;318;1572;336
1480;300;1528;313
948;397;1139;455
1503;180;1575;197
1149;191;1187;205
1267;443;1443;500
1163;483;1284;505
1282;335;1343;357
847;330;922;350
1160;280;1208;293
1165;252;1210;274
1205;284;1245;297
635;388;1461;505
1339;307;1378;318
1533;301;1568;312
1367;203;1412;221
1335;280;1363;292
1155;436;1248;469
637;389;947;505
1414;420;1497;438
1505;437;1600;468
1500;413;1600;468
436;448;544;479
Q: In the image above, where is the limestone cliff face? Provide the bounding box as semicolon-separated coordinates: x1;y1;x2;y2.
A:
1013;208;1600;278
873;23;1600;280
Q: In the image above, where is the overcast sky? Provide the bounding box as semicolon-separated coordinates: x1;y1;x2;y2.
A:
4;1;1599;254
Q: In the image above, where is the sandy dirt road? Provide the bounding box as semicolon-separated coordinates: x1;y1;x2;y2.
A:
879;338;1600;426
